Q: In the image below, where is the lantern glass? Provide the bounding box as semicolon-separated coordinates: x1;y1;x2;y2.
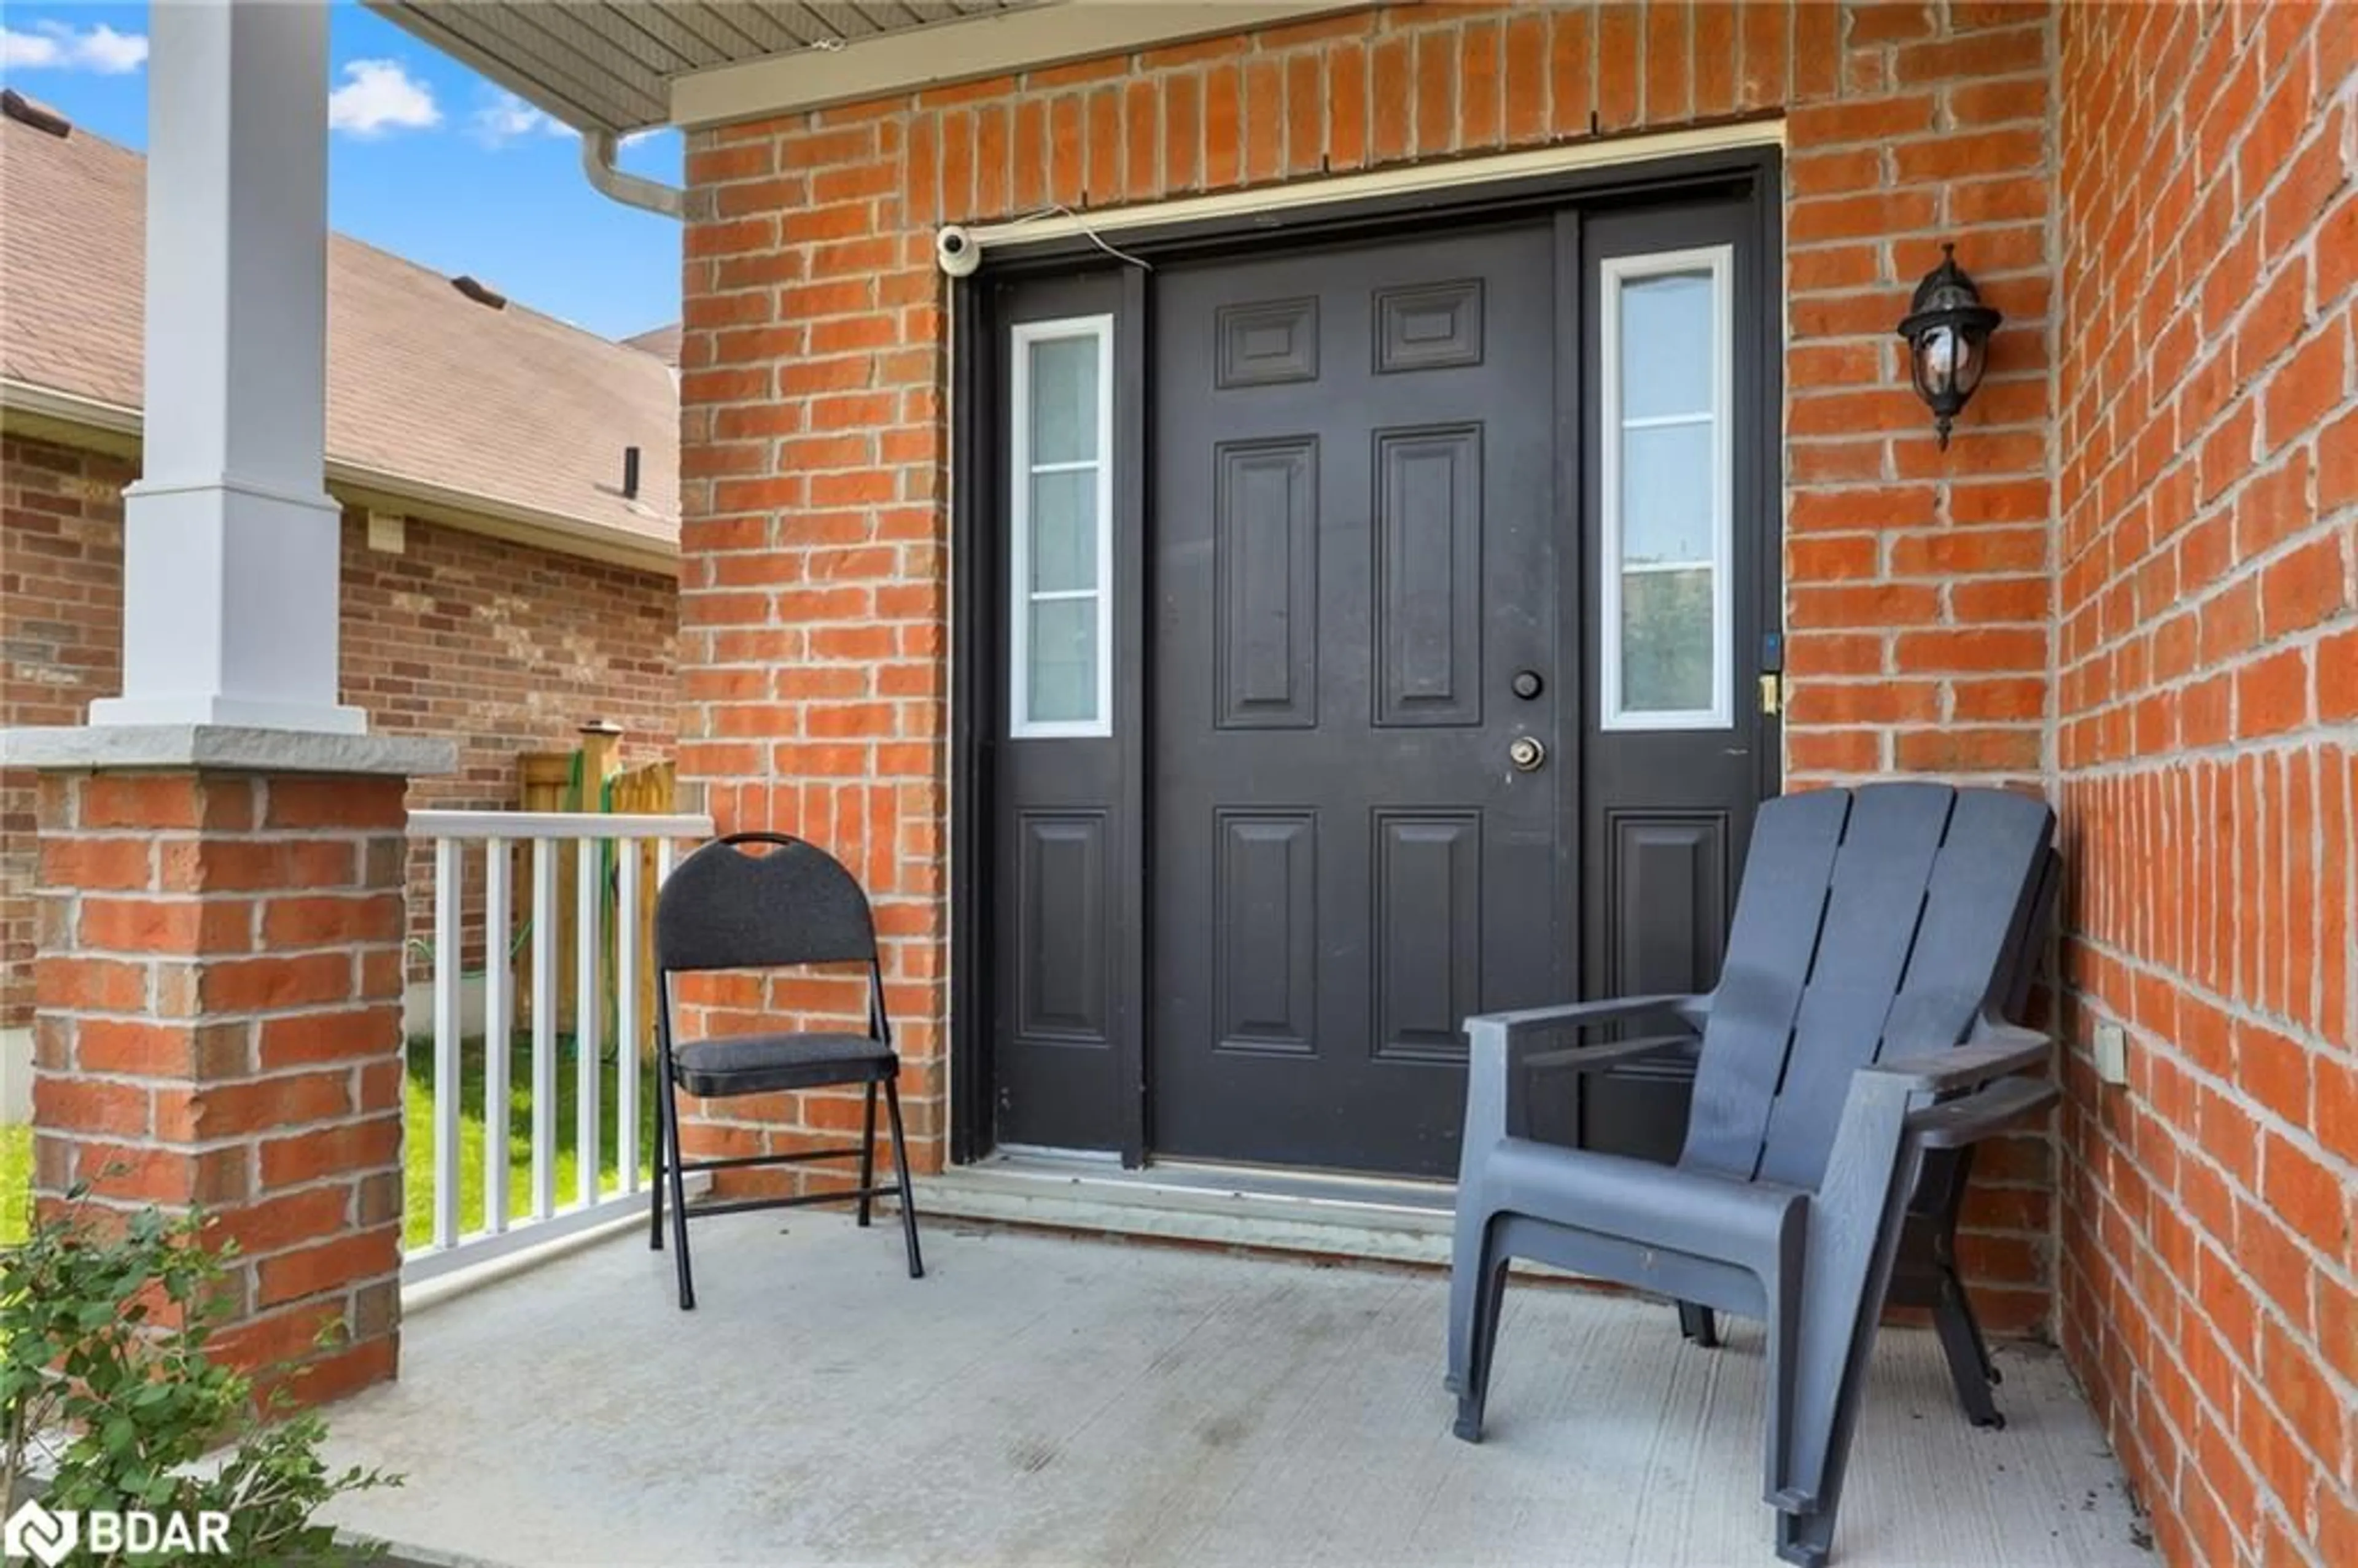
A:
1910;324;1986;403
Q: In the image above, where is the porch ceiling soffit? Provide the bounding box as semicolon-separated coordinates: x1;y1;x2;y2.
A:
365;1;1376;133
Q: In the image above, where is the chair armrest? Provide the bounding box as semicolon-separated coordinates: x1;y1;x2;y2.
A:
1522;1033;1700;1073
1907;1076;2059;1149
1460;995;1708;1157
1864;1018;2050;1093
1465;993;1710;1041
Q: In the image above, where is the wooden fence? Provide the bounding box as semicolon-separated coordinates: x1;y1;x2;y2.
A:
515;724;675;1047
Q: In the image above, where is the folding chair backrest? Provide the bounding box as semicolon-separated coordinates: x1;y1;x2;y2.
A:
656;833;877;973
1678;784;2054;1190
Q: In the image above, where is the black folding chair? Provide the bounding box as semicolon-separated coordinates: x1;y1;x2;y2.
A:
650;832;924;1309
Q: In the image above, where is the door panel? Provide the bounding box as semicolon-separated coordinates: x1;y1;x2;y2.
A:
991;271;1142;1154
1577;197;1773;1166
1372;425;1484;726
1371;811;1484;1063
1014;811;1108;1039
1213;812;1318;1053
1151;223;1565;1178
1214;439;1320;728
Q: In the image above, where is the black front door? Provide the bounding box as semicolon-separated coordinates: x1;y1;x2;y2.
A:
1150;224;1566;1178
982;174;1779;1179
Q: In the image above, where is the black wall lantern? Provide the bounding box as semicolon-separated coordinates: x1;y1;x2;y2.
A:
1897;243;2002;449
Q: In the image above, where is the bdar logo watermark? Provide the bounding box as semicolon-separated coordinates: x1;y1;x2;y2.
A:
5;1497;232;1565
2;1500;72;1568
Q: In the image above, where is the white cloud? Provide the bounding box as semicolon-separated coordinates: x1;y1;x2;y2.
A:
0;31;52;69
2;21;149;74
472;88;575;147
470;90;660;151
328;59;440;138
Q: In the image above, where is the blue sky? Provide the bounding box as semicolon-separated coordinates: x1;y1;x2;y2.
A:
2;2;682;340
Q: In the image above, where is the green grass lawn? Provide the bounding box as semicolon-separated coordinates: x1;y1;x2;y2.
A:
1;1122;28;1246
401;1033;659;1251
0;1042;654;1253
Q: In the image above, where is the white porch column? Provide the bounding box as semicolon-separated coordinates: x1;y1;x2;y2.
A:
88;0;361;734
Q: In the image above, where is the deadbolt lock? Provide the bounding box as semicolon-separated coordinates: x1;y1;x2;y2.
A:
1508;735;1547;772
1759;673;1784;716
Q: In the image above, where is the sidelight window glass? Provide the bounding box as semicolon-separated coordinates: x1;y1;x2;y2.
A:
1601;246;1734;730
1010;315;1115;736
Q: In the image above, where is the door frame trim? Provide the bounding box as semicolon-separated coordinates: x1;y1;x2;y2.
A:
949;141;1786;1168
958;121;1785;255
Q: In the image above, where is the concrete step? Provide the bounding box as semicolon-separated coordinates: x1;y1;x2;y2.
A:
913;1155;1462;1268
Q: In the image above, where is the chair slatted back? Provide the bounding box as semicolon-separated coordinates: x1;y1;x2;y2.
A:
1679;784;2054;1190
655;833;878;973
2005;848;2061;1020
1678;789;1848;1179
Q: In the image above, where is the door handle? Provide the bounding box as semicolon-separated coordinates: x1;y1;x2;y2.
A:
1508;735;1547;772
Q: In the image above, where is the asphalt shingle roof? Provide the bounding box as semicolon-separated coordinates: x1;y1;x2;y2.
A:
0;109;680;548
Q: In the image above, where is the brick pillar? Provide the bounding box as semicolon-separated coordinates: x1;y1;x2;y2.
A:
23;750;441;1406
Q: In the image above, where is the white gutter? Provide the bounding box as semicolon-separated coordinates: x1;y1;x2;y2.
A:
0;379;141;439
0;378;679;576
582;130;685;222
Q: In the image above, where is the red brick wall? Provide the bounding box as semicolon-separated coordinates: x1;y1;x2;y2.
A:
2;436;134;1039
2054;6;2355;1566
1;429;681;1027
675;1;2060;1318
29;767;412;1406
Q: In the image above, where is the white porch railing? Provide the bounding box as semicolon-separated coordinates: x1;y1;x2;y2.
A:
402;809;712;1282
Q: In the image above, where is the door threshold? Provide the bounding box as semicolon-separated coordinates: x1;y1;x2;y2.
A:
915;1151;1463;1269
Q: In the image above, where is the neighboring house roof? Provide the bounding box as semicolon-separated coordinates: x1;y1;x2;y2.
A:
623;323;683;367
0;106;680;564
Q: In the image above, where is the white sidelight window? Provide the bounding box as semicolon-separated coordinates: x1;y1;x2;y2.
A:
1009;314;1116;737
1600;245;1735;731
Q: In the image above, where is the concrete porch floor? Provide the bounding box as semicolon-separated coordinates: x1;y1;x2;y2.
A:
322;1213;2149;1568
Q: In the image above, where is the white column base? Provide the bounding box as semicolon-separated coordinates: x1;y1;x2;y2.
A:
96;477;364;735
87;693;366;735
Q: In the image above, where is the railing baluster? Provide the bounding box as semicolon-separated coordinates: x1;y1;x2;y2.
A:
653;839;675;1198
481;838;512;1236
575;836;602;1208
617;844;642;1196
531;839;558;1221
431;837;463;1251
395;810;712;1283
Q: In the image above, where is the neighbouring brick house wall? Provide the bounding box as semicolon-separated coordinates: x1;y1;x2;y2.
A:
0;436;126;1045
2053;7;2356;1567
337;495;678;971
674;1;2060;1322
1;429;682;1032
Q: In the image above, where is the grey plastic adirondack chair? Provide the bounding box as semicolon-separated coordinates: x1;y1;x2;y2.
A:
1446;783;2060;1568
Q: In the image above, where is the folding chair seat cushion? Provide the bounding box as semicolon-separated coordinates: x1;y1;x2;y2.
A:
671;1031;895;1097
